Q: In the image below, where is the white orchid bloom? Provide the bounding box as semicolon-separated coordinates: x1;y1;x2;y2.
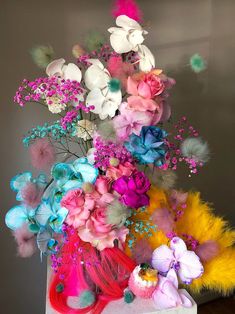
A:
108;15;147;54
137;44;155;72
46;58;84;106
84;59;122;120
46;58;82;82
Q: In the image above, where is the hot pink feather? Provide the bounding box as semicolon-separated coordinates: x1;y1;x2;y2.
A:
112;0;143;22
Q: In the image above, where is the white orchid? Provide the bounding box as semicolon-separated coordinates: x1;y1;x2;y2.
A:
108;15;147;54
46;58;82;82
84;59;122;120
137;44;155;72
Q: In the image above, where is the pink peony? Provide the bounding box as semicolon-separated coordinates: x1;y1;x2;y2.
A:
29;138;56;171
61;189;92;229
106;161;136;180
113;102;154;140
112;171;150;209
13;224;36;258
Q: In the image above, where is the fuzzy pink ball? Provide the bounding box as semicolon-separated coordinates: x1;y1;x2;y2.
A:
13;224;36;258
21;182;43;208
132;238;153;264
195;240;220;262
151;207;174;234
29;138;56;171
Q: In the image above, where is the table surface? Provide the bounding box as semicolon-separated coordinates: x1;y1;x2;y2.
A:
198;297;235;314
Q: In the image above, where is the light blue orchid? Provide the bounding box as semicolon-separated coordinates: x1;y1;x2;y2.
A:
5;205;36;231
36;228;59;256
10;172;47;202
35;200;68;233
51;157;98;193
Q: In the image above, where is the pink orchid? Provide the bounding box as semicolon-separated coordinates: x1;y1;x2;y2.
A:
152;269;192;310
152;237;204;284
113;102;154;140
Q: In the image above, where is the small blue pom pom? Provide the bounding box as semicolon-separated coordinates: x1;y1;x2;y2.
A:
108;78;121;92
124;289;135;304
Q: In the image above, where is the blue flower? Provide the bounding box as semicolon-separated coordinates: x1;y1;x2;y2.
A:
124;126;168;166
51;157;98;192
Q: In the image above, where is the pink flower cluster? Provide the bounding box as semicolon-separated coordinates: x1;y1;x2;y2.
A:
61;176;128;250
93;136;133;169
14;76;84;107
113;71;175;141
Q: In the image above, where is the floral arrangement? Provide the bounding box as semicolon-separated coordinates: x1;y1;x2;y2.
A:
5;1;235;313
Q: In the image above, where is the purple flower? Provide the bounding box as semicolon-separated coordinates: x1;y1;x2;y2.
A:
112;171;150;209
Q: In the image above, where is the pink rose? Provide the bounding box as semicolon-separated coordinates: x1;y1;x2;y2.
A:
106;162;136;180
78;205;129;250
143;73;165;97
127;76;158;112
61;189;92;229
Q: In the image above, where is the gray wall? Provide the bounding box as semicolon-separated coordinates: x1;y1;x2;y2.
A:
0;1;234;313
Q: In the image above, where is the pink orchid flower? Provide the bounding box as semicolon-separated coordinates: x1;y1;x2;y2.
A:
152;237;204;284
113;102;154;140
152;269;192;310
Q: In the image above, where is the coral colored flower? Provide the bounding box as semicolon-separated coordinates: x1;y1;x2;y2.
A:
113;171;150;209
113;102;154;140
106;161;136;180
127;76;160;112
29;138;56;171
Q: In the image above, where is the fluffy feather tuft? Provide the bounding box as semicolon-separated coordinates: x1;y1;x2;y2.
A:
112;0;143;22
146;168;177;190
29;138;56;171
107;56;135;89
21;182;43;208
195;240;220;262
181;137;210;163
106;200;130;227
13;224;36;258
96;120;117;142
151;207;174;234
30;45;54;69
131;238;153;264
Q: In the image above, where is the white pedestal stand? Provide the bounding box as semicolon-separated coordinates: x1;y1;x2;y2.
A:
46;265;197;314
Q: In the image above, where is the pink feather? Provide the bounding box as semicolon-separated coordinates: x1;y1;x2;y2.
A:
151;207;174;234
21;182;43;208
13;224;36;258
132;238;153;264
112;0;143;22
107;56;135;89
29;138;56;171
195;240;220;262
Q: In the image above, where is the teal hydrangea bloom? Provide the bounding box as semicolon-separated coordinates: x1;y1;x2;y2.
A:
190;54;207;73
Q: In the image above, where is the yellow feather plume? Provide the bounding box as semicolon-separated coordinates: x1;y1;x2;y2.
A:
126;186;235;295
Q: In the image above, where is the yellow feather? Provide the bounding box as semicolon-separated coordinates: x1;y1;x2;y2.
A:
126;186;235;295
